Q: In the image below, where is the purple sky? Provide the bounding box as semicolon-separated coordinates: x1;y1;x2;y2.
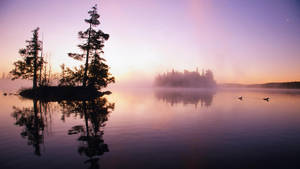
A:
0;0;300;84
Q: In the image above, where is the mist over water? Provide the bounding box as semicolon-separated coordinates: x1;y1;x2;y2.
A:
0;79;32;93
1;0;300;168
1;82;300;168
154;88;215;107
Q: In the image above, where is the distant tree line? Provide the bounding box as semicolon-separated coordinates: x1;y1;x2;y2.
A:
155;69;216;88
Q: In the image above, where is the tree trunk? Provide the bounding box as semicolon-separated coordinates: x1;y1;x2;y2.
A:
39;42;43;86
33;29;39;89
33;52;37;89
83;23;92;87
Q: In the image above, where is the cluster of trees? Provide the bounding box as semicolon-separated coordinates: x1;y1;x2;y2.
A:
10;5;114;91
155;69;216;88
10;5;114;168
59;5;114;90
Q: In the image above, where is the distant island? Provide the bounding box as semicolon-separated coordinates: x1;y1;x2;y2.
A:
155;68;217;88
154;69;300;89
220;82;300;89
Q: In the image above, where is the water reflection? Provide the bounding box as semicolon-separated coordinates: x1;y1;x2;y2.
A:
11;93;114;169
60;97;114;169
155;89;215;107
5;89;300;169
11;100;46;156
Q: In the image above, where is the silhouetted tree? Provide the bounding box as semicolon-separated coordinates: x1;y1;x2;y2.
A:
59;64;85;86
38;53;52;86
10;27;43;89
88;53;114;89
66;5;114;89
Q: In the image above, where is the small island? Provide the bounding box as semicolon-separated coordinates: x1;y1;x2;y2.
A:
9;5;114;100
155;69;217;88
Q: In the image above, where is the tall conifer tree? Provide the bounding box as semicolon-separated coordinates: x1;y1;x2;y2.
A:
67;5;114;89
10;27;43;89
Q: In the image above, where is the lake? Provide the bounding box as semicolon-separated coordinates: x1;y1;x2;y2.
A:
1;87;300;169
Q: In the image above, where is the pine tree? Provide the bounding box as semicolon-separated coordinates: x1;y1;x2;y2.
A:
10;27;43;89
66;5;114;89
88;53;114;89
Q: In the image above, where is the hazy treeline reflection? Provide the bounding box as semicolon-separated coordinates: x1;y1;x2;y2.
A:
155;89;215;107
11;95;114;169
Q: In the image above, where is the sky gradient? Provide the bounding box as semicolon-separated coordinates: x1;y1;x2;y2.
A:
0;0;300;84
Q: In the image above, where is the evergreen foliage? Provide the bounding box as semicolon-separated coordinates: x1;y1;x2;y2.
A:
10;27;43;89
62;5;114;90
59;64;85;86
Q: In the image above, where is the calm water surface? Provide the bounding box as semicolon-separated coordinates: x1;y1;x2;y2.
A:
1;88;300;169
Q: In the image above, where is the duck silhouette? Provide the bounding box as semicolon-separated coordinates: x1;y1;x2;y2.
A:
263;97;270;102
238;96;243;100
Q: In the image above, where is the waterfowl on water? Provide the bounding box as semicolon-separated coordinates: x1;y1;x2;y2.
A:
263;97;270;101
238;96;243;100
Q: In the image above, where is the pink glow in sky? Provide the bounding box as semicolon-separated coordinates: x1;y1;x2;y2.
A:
0;0;300;84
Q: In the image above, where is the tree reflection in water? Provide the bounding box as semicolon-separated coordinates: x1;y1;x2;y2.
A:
11;99;54;156
155;89;215;107
11;94;114;168
60;96;114;169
